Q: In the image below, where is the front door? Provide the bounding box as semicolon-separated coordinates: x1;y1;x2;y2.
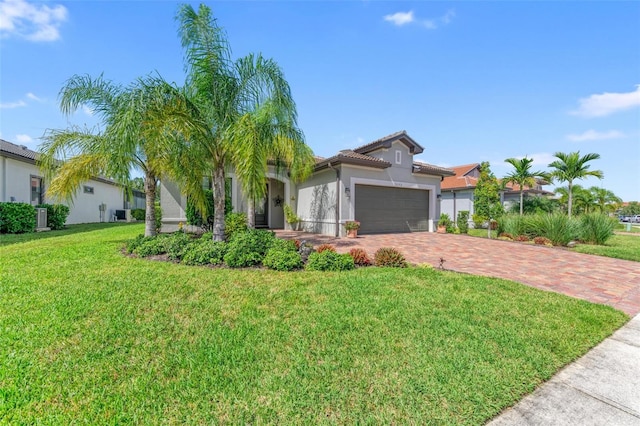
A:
254;184;269;228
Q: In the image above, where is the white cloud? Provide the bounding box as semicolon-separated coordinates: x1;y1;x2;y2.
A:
571;85;640;117
385;9;455;30
26;92;43;102
566;129;626;142
82;105;94;116
0;0;68;42
15;134;33;143
0;100;26;109
384;11;414;26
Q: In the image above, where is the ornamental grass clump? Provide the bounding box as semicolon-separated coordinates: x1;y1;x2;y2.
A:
349;248;372;266
374;247;407;268
530;213;579;246
579;213;616;245
316;244;336;253
533;236;553;246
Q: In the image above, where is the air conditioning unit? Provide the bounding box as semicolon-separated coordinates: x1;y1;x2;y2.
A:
35;207;48;229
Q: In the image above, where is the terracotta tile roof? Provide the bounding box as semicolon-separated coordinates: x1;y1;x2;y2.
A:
441;163;481;190
0;139;39;162
352;130;424;155
315;149;391;171
412;161;456;177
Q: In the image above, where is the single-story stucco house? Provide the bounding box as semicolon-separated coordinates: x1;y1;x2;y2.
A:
0;139;143;224
440;163;553;223
161;131;456;236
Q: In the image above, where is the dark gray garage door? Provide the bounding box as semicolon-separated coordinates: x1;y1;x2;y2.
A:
354;185;430;234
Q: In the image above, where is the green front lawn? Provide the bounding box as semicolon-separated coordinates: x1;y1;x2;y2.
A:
0;224;628;424
572;234;640;262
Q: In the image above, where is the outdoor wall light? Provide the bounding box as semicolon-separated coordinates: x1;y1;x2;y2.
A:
437;193;442;200
345;187;351;198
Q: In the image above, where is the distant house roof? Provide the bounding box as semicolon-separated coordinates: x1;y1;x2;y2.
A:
0;139;39;163
0;139;120;187
441;163;481;190
314;131;454;178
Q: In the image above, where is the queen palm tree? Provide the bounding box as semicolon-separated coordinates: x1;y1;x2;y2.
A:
548;151;603;217
590;186;622;213
174;4;314;239
504;156;548;215
39;74;182;237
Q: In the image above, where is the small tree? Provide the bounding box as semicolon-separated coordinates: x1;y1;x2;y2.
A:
473;162;504;227
503;157;548;216
548;151;603;217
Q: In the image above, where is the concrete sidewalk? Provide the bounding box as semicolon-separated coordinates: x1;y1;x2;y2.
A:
489;314;640;425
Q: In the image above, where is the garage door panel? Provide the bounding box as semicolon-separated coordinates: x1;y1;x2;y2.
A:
354;185;429;234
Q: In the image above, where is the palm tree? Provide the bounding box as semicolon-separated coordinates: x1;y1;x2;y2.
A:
503;157;548;215
174;4;314;239
548;151;603;217
39;74;180;237
590;186;622;213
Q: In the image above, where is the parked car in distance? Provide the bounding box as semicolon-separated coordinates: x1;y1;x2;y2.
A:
631;215;640;223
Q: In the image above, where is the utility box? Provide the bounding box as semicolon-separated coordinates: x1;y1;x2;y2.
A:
35;208;49;231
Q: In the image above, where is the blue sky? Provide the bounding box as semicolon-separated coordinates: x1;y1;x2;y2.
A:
1;0;639;201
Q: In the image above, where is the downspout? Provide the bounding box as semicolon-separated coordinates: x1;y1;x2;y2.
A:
327;162;340;237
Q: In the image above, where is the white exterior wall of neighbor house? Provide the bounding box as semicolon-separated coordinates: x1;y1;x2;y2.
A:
440;190;474;223
0;155;124;224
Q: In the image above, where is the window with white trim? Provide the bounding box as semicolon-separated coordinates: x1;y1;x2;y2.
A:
395;150;402;164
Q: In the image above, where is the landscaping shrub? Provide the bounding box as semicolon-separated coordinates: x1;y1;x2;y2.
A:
224;212;248;240
182;240;227;266
263;240;302;271
529;213;579;246
306;250;354;271
0;202;36;234
36;203;70;230
316;244;336;253
224;229;276;267
438;213;453;233
131;208;145;221
533;236;553;246
579;213;616;245
165;232;193;261
133;235;169;257
374;247;408;268
498;232;514;240
497;215;526;237
515;235;530;242
349;248;372;266
472;213;487;229
126;234;151;254
457;210;469;234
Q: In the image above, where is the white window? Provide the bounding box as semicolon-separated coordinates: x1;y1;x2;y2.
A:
395;150;402;164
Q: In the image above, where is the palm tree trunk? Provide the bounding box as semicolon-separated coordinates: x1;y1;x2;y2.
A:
247;198;255;228
519;190;524;216
567;181;573;218
212;167;226;241
144;172;157;237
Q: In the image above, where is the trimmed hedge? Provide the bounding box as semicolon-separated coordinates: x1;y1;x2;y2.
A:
131;209;145;221
306;251;354;271
0;202;36;233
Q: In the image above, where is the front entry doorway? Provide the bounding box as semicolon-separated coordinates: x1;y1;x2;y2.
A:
254;184;269;228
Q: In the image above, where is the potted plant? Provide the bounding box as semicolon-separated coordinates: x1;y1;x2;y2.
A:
283;204;301;231
344;220;361;238
437;213;452;234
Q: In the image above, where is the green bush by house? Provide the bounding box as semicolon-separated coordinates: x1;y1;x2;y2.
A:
0;202;36;233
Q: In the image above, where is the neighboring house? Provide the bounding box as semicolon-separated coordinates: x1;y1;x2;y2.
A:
161;131;455;236
440;163;553;222
0;139;139;224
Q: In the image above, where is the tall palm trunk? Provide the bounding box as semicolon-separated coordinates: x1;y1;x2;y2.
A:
567;181;573;218
247;198;256;228
144;171;157;237
519;190;524;216
212;167;226;241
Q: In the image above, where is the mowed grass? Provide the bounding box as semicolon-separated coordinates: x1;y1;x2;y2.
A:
572;234;640;262
0;224;628;424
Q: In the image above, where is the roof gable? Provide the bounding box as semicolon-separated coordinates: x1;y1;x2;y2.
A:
441;163;481;190
352;130;424;155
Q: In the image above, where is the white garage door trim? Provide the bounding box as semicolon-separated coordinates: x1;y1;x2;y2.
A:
348;177;437;232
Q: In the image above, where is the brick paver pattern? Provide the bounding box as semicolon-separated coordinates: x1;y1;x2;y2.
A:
275;230;640;316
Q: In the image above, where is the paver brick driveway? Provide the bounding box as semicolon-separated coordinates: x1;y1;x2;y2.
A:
275;230;640;316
